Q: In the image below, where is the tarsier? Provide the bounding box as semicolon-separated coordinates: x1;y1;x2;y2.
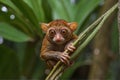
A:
40;20;78;71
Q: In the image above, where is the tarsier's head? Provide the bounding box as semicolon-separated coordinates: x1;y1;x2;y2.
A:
41;20;77;44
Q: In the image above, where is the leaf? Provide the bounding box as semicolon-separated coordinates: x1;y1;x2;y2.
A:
32;59;46;80
11;0;38;26
48;0;73;21
22;42;37;78
60;0;75;21
75;0;102;34
0;22;32;42
0;0;22;15
11;0;43;37
0;7;30;36
23;0;45;22
14;43;27;71
0;45;20;79
42;0;52;22
0;1;35;36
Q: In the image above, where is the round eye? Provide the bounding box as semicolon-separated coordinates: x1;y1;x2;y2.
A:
61;29;67;34
49;29;55;36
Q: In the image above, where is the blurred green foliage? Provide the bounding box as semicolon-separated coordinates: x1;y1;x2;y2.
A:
0;0;118;80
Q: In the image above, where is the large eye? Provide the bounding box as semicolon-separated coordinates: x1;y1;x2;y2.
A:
49;29;56;37
61;29;67;35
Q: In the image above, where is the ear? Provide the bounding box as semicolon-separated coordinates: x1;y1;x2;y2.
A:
41;23;49;32
68;22;78;31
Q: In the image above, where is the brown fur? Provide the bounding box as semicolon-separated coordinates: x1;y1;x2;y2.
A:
40;20;78;69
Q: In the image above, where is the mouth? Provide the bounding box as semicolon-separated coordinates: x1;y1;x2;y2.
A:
54;40;64;44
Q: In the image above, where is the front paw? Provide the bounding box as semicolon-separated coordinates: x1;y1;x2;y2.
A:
57;53;70;65
66;43;76;52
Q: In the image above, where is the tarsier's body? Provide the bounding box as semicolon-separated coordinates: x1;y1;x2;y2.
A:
40;20;78;70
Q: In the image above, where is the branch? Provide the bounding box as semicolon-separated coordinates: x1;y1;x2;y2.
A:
45;3;118;80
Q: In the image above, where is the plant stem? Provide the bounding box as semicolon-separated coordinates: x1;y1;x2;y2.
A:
71;3;118;59
45;10;103;80
45;3;118;80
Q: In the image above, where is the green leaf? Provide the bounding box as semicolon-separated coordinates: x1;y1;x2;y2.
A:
32;59;46;80
23;0;45;22
0;1;35;36
0;22;32;42
22;42;37;78
0;45;20;79
48;0;73;21
42;0;52;22
11;0;38;26
0;7;31;36
11;0;43;37
75;0;102;34
14;43;27;71
0;0;22;15
60;0;75;21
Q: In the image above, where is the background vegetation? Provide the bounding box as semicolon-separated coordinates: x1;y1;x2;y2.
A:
0;0;119;80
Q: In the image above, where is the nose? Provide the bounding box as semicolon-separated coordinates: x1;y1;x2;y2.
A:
53;34;63;42
55;34;61;42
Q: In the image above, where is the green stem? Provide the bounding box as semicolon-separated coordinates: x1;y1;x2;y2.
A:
45;3;118;80
51;65;64;80
45;10;103;80
71;3;118;59
45;61;62;80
